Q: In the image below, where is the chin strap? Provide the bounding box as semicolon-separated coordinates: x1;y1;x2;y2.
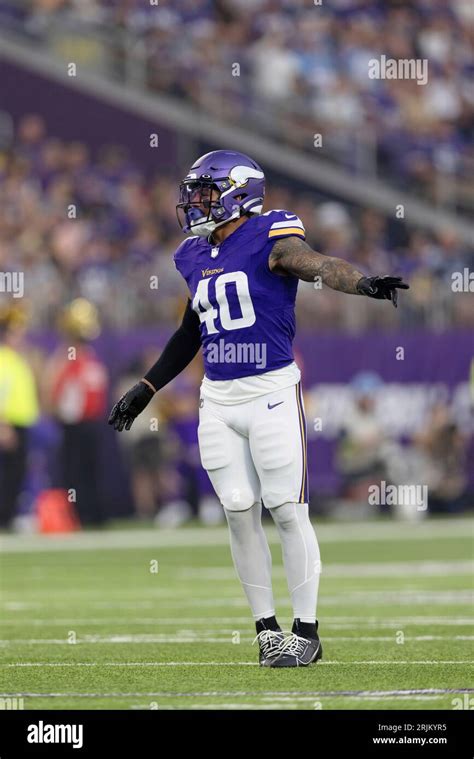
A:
193;205;242;237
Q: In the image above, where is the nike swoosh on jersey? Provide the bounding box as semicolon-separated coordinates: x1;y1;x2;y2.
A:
267;401;284;410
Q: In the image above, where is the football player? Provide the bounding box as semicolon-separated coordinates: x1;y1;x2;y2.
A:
109;150;409;667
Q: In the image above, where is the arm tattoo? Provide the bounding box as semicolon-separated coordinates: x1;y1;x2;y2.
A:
269;236;364;295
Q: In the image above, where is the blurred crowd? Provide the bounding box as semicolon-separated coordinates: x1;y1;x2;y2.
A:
0;300;223;530
0;0;473;526
335;372;472;514
0;301;471;531
1;114;473;333
1;0;473;214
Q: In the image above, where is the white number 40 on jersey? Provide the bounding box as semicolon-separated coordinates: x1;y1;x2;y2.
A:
193;272;256;333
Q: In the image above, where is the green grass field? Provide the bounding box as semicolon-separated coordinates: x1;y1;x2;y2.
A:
0;516;473;710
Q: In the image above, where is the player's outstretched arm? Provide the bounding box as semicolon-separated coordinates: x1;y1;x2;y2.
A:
268;236;409;307
108;299;201;431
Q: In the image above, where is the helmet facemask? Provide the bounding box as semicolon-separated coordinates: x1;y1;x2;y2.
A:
176;179;235;238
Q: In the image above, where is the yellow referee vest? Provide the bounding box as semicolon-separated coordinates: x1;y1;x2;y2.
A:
0;345;39;427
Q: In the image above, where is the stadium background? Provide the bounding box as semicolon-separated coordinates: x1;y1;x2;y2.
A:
0;0;473;719
0;0;473;529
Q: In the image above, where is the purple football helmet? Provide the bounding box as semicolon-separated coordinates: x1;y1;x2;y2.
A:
176;150;265;237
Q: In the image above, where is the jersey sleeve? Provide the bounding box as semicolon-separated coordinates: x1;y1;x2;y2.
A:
174;237;204;285
264;210;306;241
173;238;191;279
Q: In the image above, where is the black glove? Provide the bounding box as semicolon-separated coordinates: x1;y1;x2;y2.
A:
356;275;409;308
108;381;155;432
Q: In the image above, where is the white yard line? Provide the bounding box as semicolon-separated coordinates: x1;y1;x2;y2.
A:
321;591;473;605
1;634;473;645
321;619;474;628
157;704;289;710
1;616;473;627
4;660;472;667
178;561;474;579
0;518;472;554
2;591;472;608
0;600;252;612
1;688;471;698
129;696;448;708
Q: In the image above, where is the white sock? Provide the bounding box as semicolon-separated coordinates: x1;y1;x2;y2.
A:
270;502;321;623
224;502;275;620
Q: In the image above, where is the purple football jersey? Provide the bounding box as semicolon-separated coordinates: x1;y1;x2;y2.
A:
174;210;305;381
